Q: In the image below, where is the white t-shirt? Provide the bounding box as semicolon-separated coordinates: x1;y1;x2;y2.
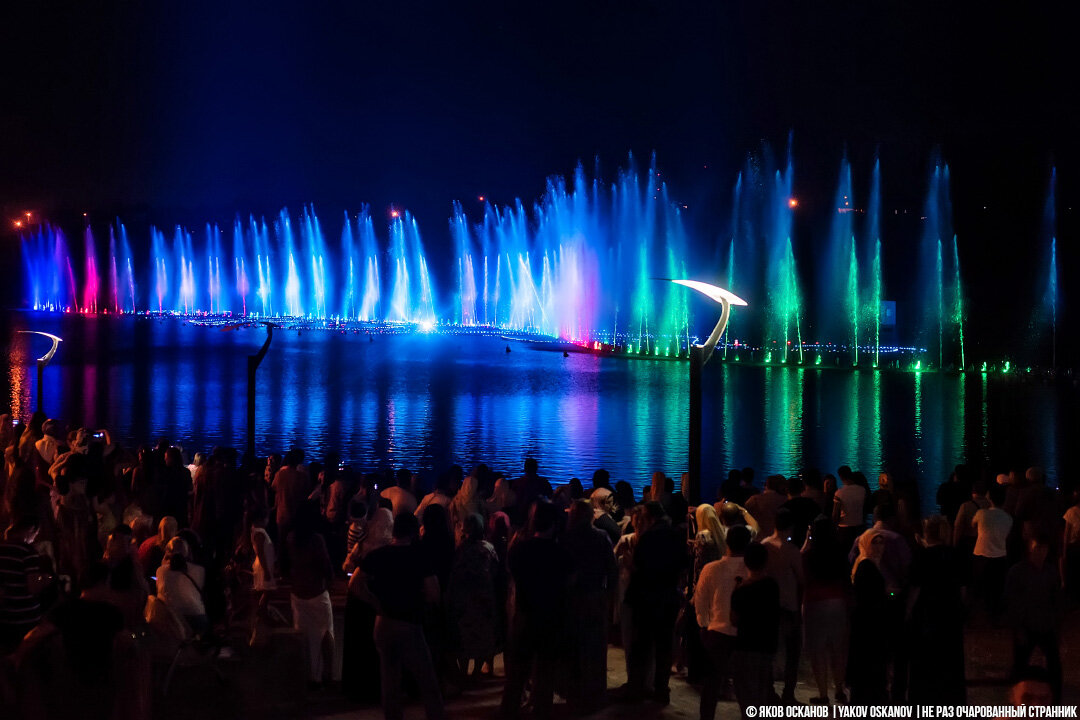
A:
694;556;748;636
380;486;418;517
835;484;867;527
972;507;1012;558
156;563;207;618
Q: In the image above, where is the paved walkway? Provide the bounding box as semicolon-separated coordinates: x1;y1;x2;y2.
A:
153;582;1079;719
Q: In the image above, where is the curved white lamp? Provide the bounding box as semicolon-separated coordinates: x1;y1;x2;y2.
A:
17;330;63;412
17;330;63;364
670;279;747;365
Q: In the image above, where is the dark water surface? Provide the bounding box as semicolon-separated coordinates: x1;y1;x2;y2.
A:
2;312;1075;513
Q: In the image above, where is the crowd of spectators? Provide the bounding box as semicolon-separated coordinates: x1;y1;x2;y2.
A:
1;409;1077;719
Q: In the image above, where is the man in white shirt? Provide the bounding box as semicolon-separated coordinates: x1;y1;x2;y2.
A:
694;525;751;720
34;419;64;466
972;483;1013;617
380;468;418;517
833;466;867;550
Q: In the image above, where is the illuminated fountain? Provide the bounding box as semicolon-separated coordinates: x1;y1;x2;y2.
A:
20;158;694;350
868;159;884;368
20;152;968;366
724;145;804;363
918;160;965;370
1038;168;1058;368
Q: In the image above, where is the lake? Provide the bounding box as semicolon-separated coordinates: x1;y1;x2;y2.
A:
2;311;1074;513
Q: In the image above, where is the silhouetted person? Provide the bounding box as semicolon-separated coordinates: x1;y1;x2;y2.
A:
0;515;50;653
847;531;889;704
1005;532;1063;701
624;501;687;705
501;500;572;720
746;474;786;538
363;512;446;720
908;515;966;704
779;475;819;548
762;508;804;703
511;457;552;520
802;516;849;705
286;506;334;686
731;542;780;713
561;499;617;714
936;465;970;523
272;449;310;563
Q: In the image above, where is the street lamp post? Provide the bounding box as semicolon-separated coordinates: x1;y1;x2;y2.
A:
247;322;277;460
17;331;63;413
670;280;747;504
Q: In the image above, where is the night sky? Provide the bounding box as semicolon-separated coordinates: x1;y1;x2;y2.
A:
2;1;1077;356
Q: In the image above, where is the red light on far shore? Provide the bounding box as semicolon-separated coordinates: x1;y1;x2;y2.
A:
478;196;485;202
14;220;23;228
788;198;799;209
390;210;400;219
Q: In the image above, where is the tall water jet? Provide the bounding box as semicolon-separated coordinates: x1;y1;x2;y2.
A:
724;237;736;359
952;235;965;370
251;215;273;316
451;203;477;325
340;212;357;319
848;238;859;365
937;238;944;369
722;172;743;359
206;223;225;315
919;159;957;367
824;156;857;357
782;237;804;363
766;148;803;363
118;223;136;313
108;226;120;313
151;227;168;312
278;211;303;317
302;207;329;318
1041;168;1058;368
82;226;99;313
1050;237;1057;368
866;158;883;367
358;210;380;321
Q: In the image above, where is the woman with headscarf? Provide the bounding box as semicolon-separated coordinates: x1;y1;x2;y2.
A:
447;513;502;681
449;473;481;533
847;529;889;704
